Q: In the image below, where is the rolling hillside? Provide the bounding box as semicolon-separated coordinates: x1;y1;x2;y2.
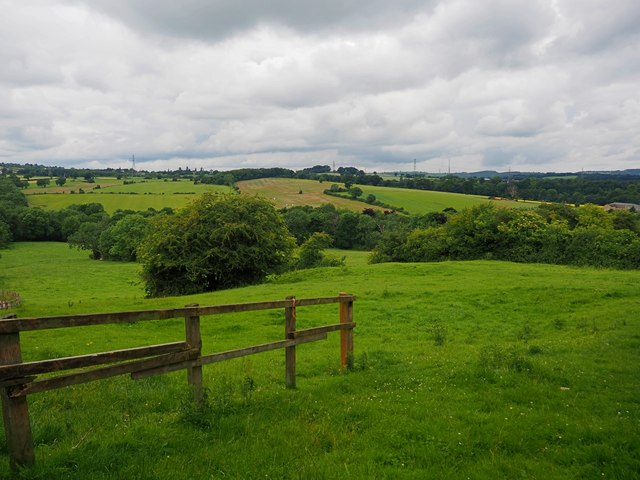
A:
1;242;638;478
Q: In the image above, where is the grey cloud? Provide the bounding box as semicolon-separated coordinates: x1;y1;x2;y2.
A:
2;0;639;173
71;0;434;41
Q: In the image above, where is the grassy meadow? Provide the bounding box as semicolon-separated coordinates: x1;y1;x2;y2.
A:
1;242;639;478
25;178;231;213
334;184;533;214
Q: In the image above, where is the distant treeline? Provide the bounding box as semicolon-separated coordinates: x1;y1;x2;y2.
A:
3;162;640;205
3;172;640;271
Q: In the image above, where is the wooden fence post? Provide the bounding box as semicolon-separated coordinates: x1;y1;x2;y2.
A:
0;331;35;471
184;305;203;406
285;296;296;388
339;292;354;370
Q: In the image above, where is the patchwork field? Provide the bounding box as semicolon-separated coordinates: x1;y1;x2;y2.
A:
237;177;532;214
1;242;638;478
25;178;232;213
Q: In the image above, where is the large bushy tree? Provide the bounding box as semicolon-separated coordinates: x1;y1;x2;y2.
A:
138;194;295;296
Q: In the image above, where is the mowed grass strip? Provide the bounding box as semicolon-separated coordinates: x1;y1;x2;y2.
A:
1;242;639;479
25;178;232;213
237;178;384;212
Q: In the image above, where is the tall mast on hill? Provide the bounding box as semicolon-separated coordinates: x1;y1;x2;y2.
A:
132;154;136;171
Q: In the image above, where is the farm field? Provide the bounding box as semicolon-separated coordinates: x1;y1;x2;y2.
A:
336;184;533;214
1;242;639;478
237;177;532;214
25;178;232;213
237;178;384;212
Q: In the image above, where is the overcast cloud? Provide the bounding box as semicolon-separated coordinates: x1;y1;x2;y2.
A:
1;0;638;172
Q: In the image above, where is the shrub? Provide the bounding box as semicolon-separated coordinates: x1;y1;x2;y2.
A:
138;194;295;296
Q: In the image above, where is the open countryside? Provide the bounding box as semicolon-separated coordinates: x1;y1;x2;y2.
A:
1;166;640;479
1;242;639;479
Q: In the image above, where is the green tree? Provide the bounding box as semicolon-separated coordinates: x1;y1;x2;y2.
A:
348;186;363;199
99;214;151;261
138;194;295;296
36;178;50;188
295;232;343;269
55;176;66;187
283;207;312;244
68;221;109;259
0;219;11;247
16;208;53;241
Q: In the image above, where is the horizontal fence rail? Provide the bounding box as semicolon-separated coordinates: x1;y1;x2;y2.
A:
0;293;355;472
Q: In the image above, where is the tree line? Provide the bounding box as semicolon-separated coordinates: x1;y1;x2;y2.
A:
4;161;640;206
0;176;169;260
3;169;640;297
370;203;640;269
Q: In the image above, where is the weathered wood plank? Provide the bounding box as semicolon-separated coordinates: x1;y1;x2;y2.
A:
184;307;204;406
285;296;296;389
293;322;356;338
0;296;356;334
0;342;188;380
340;292;355;370
9;349;199;398
131;334;327;380
1;332;35;470
294;295;356;307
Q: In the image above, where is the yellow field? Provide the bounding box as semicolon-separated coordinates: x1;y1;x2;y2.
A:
236;178;384;211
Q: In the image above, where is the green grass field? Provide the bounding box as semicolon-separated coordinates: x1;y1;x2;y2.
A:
1;243;638;479
339;184;533;214
25;178;232;213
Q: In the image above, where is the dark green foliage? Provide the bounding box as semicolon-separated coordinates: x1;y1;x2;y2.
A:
282;204;410;251
138;194;295;296
372;203;640;269
348;186;363;198
98;214;151;261
16;208;55;241
0;219;11;247
295;232;343;269
68;221;109;259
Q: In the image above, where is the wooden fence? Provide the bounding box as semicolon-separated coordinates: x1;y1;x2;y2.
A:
0;293;355;471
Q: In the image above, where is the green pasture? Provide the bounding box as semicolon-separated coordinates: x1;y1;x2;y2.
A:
1;243;639;478
343;184;533;214
25;178;232;213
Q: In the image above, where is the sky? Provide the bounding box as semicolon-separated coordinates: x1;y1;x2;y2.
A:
1;0;639;173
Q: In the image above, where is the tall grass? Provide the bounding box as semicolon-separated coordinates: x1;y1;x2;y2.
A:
1;243;639;478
